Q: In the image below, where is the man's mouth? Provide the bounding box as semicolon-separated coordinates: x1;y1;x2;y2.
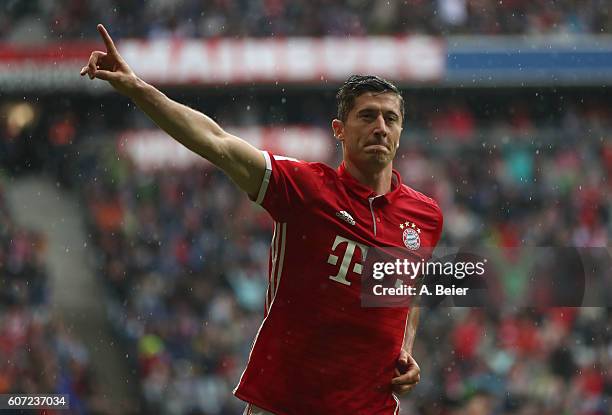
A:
364;144;389;152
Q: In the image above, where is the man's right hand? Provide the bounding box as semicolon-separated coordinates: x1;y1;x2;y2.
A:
80;24;138;96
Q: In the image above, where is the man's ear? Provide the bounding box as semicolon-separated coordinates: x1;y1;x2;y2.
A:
332;119;344;142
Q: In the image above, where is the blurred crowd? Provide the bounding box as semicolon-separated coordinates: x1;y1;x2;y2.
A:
2;0;611;42
51;94;609;414
82;166;266;414
0;180;100;414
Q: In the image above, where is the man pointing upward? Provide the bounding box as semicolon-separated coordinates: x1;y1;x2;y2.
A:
81;24;443;415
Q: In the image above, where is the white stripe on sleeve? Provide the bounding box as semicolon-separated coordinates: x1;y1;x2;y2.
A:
255;151;272;205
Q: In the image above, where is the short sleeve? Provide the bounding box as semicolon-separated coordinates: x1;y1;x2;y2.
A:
431;203;444;248
251;151;319;222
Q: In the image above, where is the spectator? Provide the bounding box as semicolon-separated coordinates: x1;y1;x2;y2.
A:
2;0;610;41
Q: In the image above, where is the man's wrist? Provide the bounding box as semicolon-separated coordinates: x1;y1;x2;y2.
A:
125;76;148;98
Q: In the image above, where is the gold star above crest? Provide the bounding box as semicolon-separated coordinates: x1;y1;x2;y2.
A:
400;220;422;233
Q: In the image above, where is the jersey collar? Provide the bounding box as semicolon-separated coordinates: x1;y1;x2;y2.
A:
337;162;403;204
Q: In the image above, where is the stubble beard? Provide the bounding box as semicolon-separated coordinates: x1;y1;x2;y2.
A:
359;148;394;172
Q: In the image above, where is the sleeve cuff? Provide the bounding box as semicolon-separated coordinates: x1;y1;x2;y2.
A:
255;151;272;205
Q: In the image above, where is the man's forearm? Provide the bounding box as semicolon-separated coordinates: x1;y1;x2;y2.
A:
127;78;226;164
403;306;420;354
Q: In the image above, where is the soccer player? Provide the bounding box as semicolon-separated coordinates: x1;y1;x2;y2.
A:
81;24;443;415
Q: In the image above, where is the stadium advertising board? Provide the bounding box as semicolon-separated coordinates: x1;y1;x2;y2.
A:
1;37;443;89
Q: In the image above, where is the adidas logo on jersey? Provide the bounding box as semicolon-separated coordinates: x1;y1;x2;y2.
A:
336;210;356;226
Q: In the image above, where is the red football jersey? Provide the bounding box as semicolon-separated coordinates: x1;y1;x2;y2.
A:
234;152;443;415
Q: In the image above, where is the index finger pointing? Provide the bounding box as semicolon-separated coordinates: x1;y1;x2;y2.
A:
97;24;118;55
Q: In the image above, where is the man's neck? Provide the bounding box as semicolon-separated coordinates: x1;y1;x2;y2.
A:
344;159;393;195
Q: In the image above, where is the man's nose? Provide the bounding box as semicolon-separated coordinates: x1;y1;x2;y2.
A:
373;114;389;136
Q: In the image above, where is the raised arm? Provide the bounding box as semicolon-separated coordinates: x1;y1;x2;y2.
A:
80;24;265;199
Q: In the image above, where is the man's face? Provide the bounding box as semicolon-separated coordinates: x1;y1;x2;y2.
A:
332;92;403;170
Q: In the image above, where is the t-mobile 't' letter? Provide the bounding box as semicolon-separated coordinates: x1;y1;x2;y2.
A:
327;235;369;286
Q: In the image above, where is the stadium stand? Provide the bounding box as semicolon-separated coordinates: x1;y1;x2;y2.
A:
2;0;611;41
4;92;606;414
0;178;104;414
1;1;610;413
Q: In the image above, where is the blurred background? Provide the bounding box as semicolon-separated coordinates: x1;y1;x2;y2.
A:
0;1;611;414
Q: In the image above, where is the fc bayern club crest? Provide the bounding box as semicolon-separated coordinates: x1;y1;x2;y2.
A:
400;221;421;250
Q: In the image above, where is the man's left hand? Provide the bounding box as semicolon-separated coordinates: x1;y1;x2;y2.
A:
391;349;420;395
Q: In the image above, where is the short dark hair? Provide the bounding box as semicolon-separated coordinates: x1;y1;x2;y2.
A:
336;75;404;122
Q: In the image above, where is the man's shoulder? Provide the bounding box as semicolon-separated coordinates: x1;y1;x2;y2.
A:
270;153;336;177
398;183;443;217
